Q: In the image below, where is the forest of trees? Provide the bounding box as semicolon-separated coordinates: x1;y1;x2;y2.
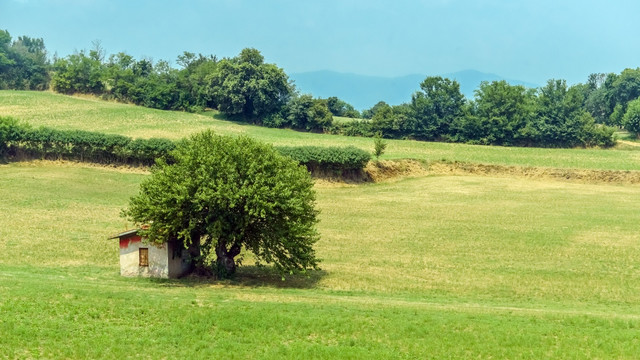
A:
4;29;640;148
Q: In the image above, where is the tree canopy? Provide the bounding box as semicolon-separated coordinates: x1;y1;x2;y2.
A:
0;29;623;149
209;48;292;120
623;97;640;136
122;130;320;278
0;30;49;90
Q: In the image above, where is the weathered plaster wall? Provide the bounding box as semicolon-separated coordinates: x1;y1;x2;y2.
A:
167;241;193;278
119;236;169;278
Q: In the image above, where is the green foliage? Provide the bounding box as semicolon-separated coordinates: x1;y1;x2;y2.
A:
210;48;292;120
0;30;50;90
0;116;22;159
122;130;320;278
623;97;640;136
0;113;371;174
4;91;631;170
52;51;105;94
361;101;390;119
277;145;371;175
285;94;334;131
326;96;360;118
329;118;374;137
175;51;218;111
410;76;466;140
370;103;415;139
0;30;631;149
532;80;603;147
0;118;174;165
373;132;387;160
467;81;534;145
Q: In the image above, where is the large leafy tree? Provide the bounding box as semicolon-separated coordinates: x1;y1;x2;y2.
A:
122;130;320;278
623;97;640;137
52;50;105;94
285;94;333;132
326;96;360;118
0;30;50;90
533;79;613;147
410;76;465;140
471;80;534;145
209;48;292;120
609;68;640;126
175;51;218;111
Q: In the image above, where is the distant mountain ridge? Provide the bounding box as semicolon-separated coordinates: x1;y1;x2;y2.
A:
289;70;538;110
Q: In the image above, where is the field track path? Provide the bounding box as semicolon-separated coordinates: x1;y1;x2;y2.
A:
618;139;640;147
2;268;639;322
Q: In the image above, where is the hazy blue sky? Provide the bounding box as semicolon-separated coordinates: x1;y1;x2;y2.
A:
2;0;639;84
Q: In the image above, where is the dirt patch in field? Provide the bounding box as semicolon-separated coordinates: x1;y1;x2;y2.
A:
309;160;428;185
365;160;429;182
616;140;640;148
428;161;640;185
8;159;640;185
5;159;151;175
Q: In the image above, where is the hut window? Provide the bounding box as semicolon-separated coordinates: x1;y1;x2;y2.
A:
139;248;149;267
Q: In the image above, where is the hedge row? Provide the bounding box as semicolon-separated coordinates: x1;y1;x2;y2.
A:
277;145;371;175
0;117;371;173
0;117;175;166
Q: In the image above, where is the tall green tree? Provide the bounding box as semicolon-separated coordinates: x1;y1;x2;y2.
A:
410;76;465;140
623;97;640;137
122;130;320;278
326;96;360;118
285;94;333;132
52;51;105;94
0;30;50;90
209;48;292;120
584;73;617;125
470;80;534;145
534;80;612;147
175;51;218;111
0;30;13;70
609;68;640;126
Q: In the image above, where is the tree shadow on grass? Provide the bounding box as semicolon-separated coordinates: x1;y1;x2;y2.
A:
201;110;253;126
232;265;327;289
155;265;327;290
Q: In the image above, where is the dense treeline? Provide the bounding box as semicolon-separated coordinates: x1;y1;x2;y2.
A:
353;78;615;147
0;30;50;90
0;117;370;174
3;29;640;148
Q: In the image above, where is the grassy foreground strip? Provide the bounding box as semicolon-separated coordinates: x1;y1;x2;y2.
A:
2;265;639;359
4;90;640;171
1;162;640;358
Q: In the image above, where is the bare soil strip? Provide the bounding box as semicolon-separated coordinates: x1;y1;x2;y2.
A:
427;161;640;185
8;159;640;185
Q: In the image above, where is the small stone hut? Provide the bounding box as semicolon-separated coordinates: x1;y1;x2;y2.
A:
109;229;193;278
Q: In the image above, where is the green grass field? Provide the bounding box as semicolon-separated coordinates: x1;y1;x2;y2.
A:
1;161;640;358
2;91;640;358
4;90;640;171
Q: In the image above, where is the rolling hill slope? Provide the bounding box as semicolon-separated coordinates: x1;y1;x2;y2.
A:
1;90;639;172
290;69;539;110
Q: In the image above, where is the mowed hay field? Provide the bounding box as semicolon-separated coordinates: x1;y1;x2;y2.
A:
5;90;640;170
1;91;640;358
2;162;640;358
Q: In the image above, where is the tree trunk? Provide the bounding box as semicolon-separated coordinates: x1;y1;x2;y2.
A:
215;240;240;278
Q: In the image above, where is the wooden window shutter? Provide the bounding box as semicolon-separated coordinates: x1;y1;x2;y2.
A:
139;248;149;267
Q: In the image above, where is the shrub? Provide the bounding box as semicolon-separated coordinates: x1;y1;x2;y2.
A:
277;145;371;176
0;121;174;165
0;117;24;160
1;119;370;176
